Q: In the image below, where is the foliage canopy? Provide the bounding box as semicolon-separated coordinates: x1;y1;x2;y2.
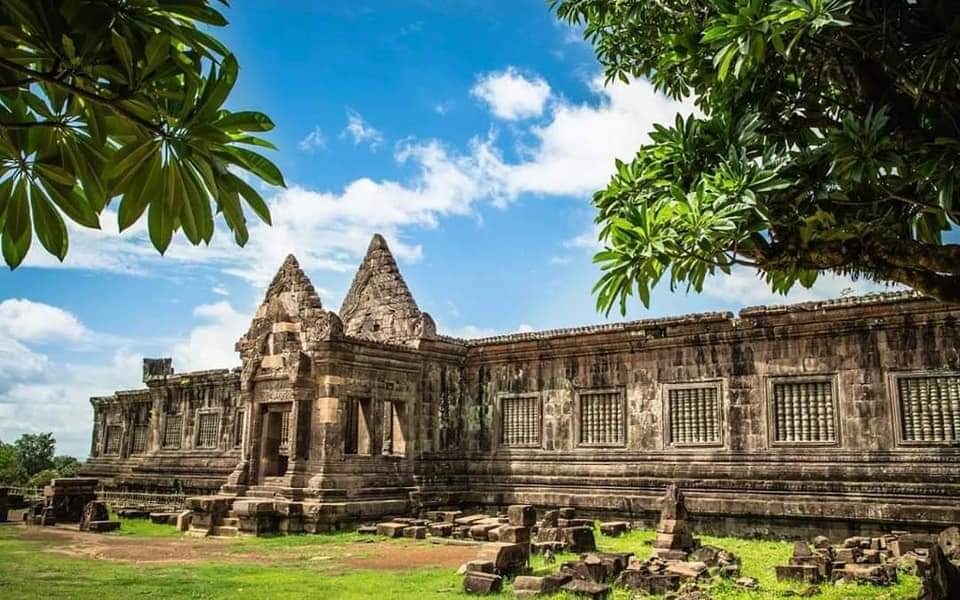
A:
0;0;281;268
552;0;960;312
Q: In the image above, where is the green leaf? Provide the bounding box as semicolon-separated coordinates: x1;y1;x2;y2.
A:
45;183;100;229
118;151;162;232
30;183;68;260
147;165;174;254
111;31;134;78
4;177;30;242
105;139;158;182
197;54;238;121
215;111;275;132
221;146;285;187
230;173;272;225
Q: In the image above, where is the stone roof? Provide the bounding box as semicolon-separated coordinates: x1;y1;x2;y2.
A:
339;234;424;344
440;290;929;346
263;254;324;313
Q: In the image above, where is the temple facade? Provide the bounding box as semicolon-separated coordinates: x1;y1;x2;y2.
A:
82;234;960;535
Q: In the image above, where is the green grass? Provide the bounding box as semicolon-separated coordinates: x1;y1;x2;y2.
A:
0;522;921;600
108;516;184;538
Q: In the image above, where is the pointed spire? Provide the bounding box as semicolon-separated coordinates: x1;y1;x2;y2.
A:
262;253;323;311
340;234;422;342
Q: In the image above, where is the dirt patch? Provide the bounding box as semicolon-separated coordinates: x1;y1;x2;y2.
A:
14;524;479;570
339;541;478;571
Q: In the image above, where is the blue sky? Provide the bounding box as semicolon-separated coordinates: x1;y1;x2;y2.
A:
0;1;890;457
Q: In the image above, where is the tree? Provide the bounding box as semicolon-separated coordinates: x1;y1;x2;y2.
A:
0;0;281;269
13;432;55;476
552;0;960;313
53;455;82;478
0;441;25;485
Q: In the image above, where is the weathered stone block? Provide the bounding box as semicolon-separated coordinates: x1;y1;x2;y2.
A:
376;522;407;538
508;505;536;527
776;564;822;584
79;501;109;532
463;571;502;595
558;508;576;520
428;522;453;537
560;578;610;599
477;542;528;575
150;512;178;525
500;525;531;544
86;520;120;533
599;521;629;537
512;575;546;598
616;569;680;594
666;561;708;580
403;525;426;539
470;522;499;540
563;526;596;552
233;500;274;517
176;511;192;532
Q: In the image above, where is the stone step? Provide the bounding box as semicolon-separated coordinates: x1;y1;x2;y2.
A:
221;517;239;526
211;525;239;537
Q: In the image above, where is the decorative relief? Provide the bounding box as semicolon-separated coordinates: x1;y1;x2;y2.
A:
897;374;960;443
579;389;625;446
771;380;835;443
500;395;540;447
667;384;721;446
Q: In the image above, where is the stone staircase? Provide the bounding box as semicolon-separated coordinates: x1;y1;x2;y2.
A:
210;511;239;537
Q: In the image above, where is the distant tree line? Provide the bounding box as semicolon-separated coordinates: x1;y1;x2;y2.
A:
0;433;81;487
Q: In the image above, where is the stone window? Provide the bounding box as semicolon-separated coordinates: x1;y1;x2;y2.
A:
104;425;122;455
234;411;245;447
279;410;290;451
665;383;722;446
770;378;836;444
130;425;148;454
500;395;540;447
578;389;625;447
196;412;220;449
344;397;373;455
163;414;183;449
895;373;960;443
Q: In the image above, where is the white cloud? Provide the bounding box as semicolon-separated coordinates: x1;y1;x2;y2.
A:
0;298;91;343
342;110;384;149
702;268;901;307
212;285;229;297
170;302;247;371
298;126;327;152
471;67;551;121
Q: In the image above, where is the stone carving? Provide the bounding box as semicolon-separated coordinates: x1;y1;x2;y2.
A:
339;234;424;344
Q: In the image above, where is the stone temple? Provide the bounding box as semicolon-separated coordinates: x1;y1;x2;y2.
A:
82;234;960;536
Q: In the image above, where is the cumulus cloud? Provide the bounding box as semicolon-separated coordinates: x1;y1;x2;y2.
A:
471;67;552;120
701;268;901;307
341;110;384;149
0;298;91;342
298;126;327;152
170;302;248;371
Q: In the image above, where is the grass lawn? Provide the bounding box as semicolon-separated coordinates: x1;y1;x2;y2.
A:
0;519;920;600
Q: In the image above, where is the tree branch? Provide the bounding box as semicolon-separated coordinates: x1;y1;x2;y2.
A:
0;58;164;137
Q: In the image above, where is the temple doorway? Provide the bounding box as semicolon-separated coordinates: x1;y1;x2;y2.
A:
258;404;291;483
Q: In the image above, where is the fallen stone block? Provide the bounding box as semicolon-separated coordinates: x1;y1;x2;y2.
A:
835;563;897;585
666;561;708;580
531;541;565;554
455;514;488;526
176;511;193;532
540;509;559;527
357;525;378;534
86;520;120;533
463;571;502;594
149;512;178;525
616;569;680;594
735;576;759;589
560;557;605;583
117;509;150;519
563;526;596;553
429;522;454;537
560;578;609;599
776;564;822;584
376;522;407;538
471;522;499;540
457;560;495;575
439;510;463;523
80;501;109;532
512;575;546;598
477;542;528;575
598;521;629;537
403;526;426;539
508;505;536;527
500;525;531;544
